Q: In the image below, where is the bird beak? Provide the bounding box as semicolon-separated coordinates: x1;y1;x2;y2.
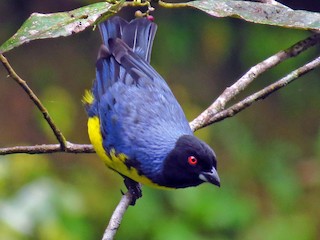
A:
199;167;220;187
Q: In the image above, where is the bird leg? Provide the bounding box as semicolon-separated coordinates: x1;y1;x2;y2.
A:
123;177;142;206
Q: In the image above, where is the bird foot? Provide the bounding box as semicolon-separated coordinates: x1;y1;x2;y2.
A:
123;177;142;206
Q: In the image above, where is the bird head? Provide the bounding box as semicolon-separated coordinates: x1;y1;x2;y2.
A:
160;135;220;188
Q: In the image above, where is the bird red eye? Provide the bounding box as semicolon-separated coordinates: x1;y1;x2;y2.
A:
188;156;198;166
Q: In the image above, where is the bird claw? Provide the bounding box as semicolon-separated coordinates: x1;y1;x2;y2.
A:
123;177;142;206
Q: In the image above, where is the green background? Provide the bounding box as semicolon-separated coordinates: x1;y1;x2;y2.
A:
0;0;320;239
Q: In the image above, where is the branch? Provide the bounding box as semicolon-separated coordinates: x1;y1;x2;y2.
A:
190;32;320;131
102;192;133;240
0;142;94;155
158;0;189;8
0;54;67;149
208;55;320;124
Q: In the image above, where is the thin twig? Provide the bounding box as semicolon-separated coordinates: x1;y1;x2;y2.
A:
158;0;189;8
202;56;320;125
0;142;94;155
102;192;133;240
122;0;149;8
190;33;320;131
0;54;67;149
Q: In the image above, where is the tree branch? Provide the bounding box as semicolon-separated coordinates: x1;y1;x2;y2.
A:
102;192;133;240
207;55;320;124
190;32;320;131
157;0;189;8
0;54;67;149
0;142;94;155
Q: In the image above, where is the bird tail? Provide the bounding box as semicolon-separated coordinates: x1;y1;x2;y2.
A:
83;16;157;116
98;16;157;62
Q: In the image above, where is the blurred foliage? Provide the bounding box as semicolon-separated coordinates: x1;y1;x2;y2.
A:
36;86;77;141
0;0;320;240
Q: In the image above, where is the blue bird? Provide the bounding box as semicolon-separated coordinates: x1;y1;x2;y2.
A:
83;16;220;205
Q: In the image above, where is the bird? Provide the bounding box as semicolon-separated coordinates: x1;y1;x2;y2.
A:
83;16;220;205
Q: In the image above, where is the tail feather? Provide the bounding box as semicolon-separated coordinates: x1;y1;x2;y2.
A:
98;16;157;62
98;17;126;51
84;16;157;117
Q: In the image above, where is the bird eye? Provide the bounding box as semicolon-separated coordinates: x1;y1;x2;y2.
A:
188;156;198;166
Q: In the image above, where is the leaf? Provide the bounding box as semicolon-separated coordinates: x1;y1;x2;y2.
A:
0;1;124;53
188;0;320;31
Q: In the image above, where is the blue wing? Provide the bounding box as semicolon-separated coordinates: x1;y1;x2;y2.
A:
89;17;192;176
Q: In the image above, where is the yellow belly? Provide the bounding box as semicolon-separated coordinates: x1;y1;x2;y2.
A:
87;116;167;189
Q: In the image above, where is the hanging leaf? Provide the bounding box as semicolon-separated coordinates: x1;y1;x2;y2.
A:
188;0;320;31
0;1;124;53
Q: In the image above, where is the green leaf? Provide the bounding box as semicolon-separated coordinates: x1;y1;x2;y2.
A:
0;1;124;53
188;0;320;31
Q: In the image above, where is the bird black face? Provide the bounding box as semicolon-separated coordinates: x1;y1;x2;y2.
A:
160;135;220;189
